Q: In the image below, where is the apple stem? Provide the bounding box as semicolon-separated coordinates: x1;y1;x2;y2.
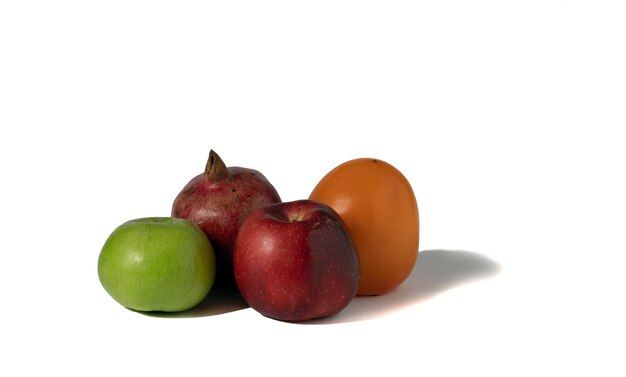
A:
205;150;230;181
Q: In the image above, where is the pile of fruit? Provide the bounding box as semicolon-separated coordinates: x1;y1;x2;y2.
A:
98;150;419;321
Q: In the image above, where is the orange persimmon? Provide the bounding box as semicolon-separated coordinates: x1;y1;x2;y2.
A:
309;158;419;295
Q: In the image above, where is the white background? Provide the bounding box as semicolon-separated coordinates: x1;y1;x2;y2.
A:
1;1;624;375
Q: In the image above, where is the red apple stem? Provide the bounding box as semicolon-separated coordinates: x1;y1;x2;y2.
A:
205;150;230;181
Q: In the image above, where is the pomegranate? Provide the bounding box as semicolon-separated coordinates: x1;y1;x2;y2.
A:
172;150;281;285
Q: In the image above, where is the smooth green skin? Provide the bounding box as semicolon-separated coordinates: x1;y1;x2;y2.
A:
98;217;216;312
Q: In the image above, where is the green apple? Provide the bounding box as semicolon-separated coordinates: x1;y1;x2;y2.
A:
98;217;216;312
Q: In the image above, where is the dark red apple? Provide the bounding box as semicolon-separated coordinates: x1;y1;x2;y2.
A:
233;199;359;321
172;150;281;285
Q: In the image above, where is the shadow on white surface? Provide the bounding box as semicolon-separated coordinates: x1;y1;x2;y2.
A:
139;249;498;320
140;284;249;318
305;249;501;324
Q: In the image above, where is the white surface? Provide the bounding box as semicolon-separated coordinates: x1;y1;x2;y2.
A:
1;1;624;375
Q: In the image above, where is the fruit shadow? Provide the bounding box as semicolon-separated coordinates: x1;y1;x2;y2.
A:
303;249;501;324
139;284;249;318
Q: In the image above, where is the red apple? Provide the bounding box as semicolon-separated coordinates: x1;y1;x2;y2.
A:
233;199;359;321
172;150;281;285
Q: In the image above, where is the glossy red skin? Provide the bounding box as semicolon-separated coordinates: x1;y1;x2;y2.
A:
172;167;281;284
233;200;359;321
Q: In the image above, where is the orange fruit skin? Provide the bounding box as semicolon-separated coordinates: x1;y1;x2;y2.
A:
309;158;419;295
